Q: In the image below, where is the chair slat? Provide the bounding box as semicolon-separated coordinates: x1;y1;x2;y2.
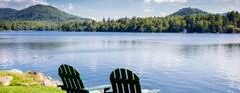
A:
110;71;117;93
128;71;135;93
58;64;87;93
120;69;129;93
110;68;141;93
116;69;124;93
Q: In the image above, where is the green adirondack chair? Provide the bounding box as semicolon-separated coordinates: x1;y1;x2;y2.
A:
58;64;89;93
104;68;142;93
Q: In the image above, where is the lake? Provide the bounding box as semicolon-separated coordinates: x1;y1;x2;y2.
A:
0;31;240;93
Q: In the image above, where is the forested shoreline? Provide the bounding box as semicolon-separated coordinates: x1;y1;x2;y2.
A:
1;11;240;33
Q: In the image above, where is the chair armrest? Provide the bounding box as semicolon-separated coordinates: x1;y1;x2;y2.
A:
57;85;89;93
57;85;64;89
104;87;111;93
57;85;63;87
79;89;89;93
85;84;111;91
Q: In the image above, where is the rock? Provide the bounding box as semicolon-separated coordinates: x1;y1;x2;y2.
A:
42;76;62;87
1;69;61;87
8;69;23;74
27;71;61;87
27;71;58;87
0;76;13;86
42;79;58;87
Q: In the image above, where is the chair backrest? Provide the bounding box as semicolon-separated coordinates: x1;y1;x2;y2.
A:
110;68;141;93
58;64;85;92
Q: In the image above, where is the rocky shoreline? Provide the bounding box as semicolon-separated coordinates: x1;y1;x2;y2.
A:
0;69;60;87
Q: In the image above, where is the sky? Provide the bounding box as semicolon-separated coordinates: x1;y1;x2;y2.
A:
0;0;240;20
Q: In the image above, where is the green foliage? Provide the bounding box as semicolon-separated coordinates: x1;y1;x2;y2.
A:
0;21;58;31
0;71;42;86
0;6;240;33
0;86;62;93
0;71;62;93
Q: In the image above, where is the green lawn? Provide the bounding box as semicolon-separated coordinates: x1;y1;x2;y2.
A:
0;86;63;93
0;71;64;93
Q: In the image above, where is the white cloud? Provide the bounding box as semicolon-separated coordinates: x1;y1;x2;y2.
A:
218;0;240;12
87;16;97;20
143;6;154;12
144;0;188;4
144;8;153;12
159;12;168;16
59;3;76;14
67;3;74;11
0;0;48;9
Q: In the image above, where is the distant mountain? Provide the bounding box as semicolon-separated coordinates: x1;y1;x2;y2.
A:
169;7;208;16
0;8;18;17
0;4;90;22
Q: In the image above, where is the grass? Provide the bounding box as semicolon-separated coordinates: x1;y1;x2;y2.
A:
0;86;63;93
0;71;63;93
0;71;41;86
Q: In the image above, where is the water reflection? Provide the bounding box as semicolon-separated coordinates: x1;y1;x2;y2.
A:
0;42;64;50
0;32;240;93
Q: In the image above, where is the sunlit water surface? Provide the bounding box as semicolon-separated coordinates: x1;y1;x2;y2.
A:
0;32;240;93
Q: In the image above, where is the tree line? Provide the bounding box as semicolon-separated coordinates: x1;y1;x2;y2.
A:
0;11;240;33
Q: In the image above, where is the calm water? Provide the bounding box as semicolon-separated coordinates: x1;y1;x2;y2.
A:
0;31;240;93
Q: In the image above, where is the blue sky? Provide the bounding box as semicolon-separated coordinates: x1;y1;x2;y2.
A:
0;0;240;20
